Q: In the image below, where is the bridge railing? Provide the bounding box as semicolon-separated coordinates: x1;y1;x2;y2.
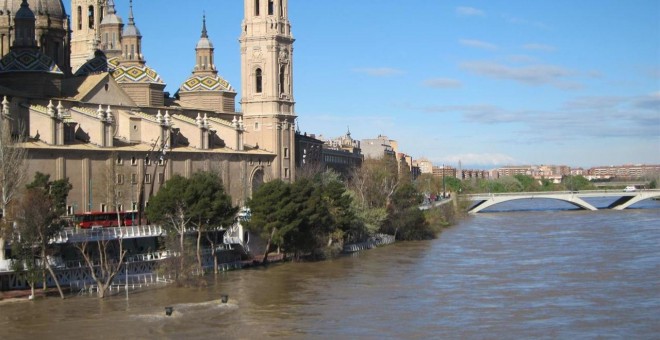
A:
464;189;660;199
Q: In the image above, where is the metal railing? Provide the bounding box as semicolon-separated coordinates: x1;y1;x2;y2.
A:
50;225;165;243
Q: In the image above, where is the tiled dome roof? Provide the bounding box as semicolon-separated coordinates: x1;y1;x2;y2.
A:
108;57;164;85
179;74;234;93
74;50;110;76
0;49;62;74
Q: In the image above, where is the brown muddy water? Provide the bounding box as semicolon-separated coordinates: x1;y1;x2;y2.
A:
1;199;659;339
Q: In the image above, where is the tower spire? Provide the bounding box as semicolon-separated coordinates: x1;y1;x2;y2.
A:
201;12;208;38
128;0;135;25
194;12;215;74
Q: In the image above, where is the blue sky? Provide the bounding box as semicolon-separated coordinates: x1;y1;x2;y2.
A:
67;1;659;169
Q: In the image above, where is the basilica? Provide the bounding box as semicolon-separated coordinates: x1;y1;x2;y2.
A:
0;0;297;214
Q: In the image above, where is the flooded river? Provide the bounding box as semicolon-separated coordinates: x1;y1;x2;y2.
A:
1;199;659;339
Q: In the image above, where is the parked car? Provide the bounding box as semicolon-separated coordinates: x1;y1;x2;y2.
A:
623;186;637;192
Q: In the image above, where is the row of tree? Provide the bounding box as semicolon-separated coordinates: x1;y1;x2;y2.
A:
415;173;598;194
246;157;445;262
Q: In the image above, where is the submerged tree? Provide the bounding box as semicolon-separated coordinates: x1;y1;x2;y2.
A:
74;237;127;298
147;172;236;279
246;179;290;263
185;172;237;274
11;173;72;298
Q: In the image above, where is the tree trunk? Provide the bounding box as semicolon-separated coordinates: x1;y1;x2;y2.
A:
42;247;64;299
179;230;185;274
196;230;202;273
45;262;65;299
261;227;276;264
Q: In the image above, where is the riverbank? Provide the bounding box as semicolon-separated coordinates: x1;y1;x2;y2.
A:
0;287;67;303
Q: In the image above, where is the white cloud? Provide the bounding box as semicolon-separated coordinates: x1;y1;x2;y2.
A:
459;39;498;50
632;91;660;110
460;61;577;88
522;43;556;52
423;78;463;89
352;67;405;77
456;6;485;17
502;14;550;30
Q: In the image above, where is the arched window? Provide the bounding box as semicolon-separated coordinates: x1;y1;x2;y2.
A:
77;6;82;30
279;0;284;17
279;65;285;94
88;6;95;29
255;0;260;16
268;0;274;15
255;68;263;93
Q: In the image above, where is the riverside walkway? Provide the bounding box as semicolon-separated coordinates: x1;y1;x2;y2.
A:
465;189;660;213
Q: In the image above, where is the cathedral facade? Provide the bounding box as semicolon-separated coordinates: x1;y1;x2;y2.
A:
0;0;296;213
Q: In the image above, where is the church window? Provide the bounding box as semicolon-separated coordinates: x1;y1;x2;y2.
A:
268;0;274;15
279;0;284;17
203;56;208;68
255;0;260;16
130;45;135;60
255;68;263;93
284;147;289;159
254;122;260;130
88;6;95;29
279;65;285;94
77;7;82;30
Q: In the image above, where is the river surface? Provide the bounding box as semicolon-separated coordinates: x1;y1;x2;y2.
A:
1;199;659;339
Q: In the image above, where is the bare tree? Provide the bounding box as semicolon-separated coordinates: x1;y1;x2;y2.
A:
102;152;129;226
0;98;28;262
14;188;65;298
74;237;127;298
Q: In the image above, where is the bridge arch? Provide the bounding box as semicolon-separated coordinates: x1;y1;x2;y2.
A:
468;194;597;213
465;190;660;213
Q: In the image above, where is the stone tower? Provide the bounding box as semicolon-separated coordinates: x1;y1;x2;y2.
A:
70;0;105;72
98;0;122;59
240;0;296;182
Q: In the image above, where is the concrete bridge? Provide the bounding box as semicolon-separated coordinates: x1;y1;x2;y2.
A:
465;189;660;214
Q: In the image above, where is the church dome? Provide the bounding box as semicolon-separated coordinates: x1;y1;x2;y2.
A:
0;49;62;74
108;57;164;85
179;74;234;93
196;37;213;50
0;0;66;18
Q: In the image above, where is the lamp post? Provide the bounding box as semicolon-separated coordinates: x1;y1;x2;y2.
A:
442;164;446;198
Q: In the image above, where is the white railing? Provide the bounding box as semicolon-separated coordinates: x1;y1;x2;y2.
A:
50;225;165;243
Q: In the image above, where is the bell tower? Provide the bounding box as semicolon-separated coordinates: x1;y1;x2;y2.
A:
240;0;296;182
70;0;105;72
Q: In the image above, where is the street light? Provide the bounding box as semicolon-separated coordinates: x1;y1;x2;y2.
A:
442;164;446;198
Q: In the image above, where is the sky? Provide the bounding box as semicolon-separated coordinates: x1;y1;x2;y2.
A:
65;1;659;169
